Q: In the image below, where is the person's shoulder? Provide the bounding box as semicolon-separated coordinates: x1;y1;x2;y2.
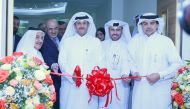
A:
128;34;141;44
102;40;109;44
88;36;101;43
62;36;78;46
87;36;99;40
159;35;174;43
101;40;110;48
131;34;142;40
155;35;175;48
43;34;50;40
64;36;76;42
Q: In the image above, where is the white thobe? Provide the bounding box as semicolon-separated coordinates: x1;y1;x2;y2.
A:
58;34;104;109
99;40;131;109
36;51;44;62
128;33;182;109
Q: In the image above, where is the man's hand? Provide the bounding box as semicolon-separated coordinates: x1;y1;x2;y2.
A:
146;73;160;85
132;72;141;81
72;72;76;82
121;74;131;83
51;63;59;73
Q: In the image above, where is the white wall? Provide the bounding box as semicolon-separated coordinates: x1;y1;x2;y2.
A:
124;0;157;28
0;0;7;57
111;0;124;20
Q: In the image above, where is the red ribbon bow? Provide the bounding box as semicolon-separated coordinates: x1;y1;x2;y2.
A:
86;66;114;107
50;66;146;107
74;65;82;87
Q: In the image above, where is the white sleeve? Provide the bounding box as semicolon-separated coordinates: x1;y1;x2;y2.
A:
159;39;183;80
95;40;106;68
120;48;132;76
127;40;139;74
58;41;75;84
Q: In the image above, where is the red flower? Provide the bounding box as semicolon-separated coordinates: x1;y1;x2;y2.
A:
0;56;14;64
172;82;179;90
44;75;53;85
178;67;187;74
171;90;178;100
0;100;6;109
35;103;44;109
50;92;56;103
178;68;185;74
13;52;23;57
74;65;82;87
0;70;9;83
174;93;184;106
33;57;43;65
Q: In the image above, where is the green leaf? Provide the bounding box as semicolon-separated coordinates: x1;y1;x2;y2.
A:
20;101;26;109
7;72;17;81
0;84;4;90
0;62;3;66
185;60;190;65
185;60;190;62
23;64;30;69
176;88;181;92
39;93;49;103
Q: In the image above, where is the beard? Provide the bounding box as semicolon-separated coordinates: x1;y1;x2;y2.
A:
111;34;121;41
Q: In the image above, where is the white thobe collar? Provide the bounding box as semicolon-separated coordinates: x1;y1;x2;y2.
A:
75;33;89;39
142;32;159;39
107;40;126;50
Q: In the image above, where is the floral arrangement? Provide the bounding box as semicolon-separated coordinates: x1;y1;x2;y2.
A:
172;61;190;109
0;52;56;109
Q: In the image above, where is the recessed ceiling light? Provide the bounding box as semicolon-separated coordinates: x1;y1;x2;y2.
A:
14;2;67;15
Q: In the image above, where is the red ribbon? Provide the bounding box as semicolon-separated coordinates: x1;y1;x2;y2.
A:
112;75;147;80
50;66;146;107
50;72;145;80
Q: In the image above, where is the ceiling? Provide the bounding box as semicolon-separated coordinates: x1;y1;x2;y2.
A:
14;0;110;28
14;0;108;8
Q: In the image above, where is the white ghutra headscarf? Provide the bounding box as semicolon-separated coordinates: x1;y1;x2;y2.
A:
61;12;96;39
16;30;45;61
104;20;132;44
137;13;164;35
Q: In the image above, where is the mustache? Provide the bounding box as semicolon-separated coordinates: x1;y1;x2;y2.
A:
36;42;43;44
146;28;153;30
112;34;119;36
78;27;85;30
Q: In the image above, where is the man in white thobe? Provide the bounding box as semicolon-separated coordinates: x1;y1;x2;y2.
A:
58;12;104;109
99;20;132;109
128;13;183;109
